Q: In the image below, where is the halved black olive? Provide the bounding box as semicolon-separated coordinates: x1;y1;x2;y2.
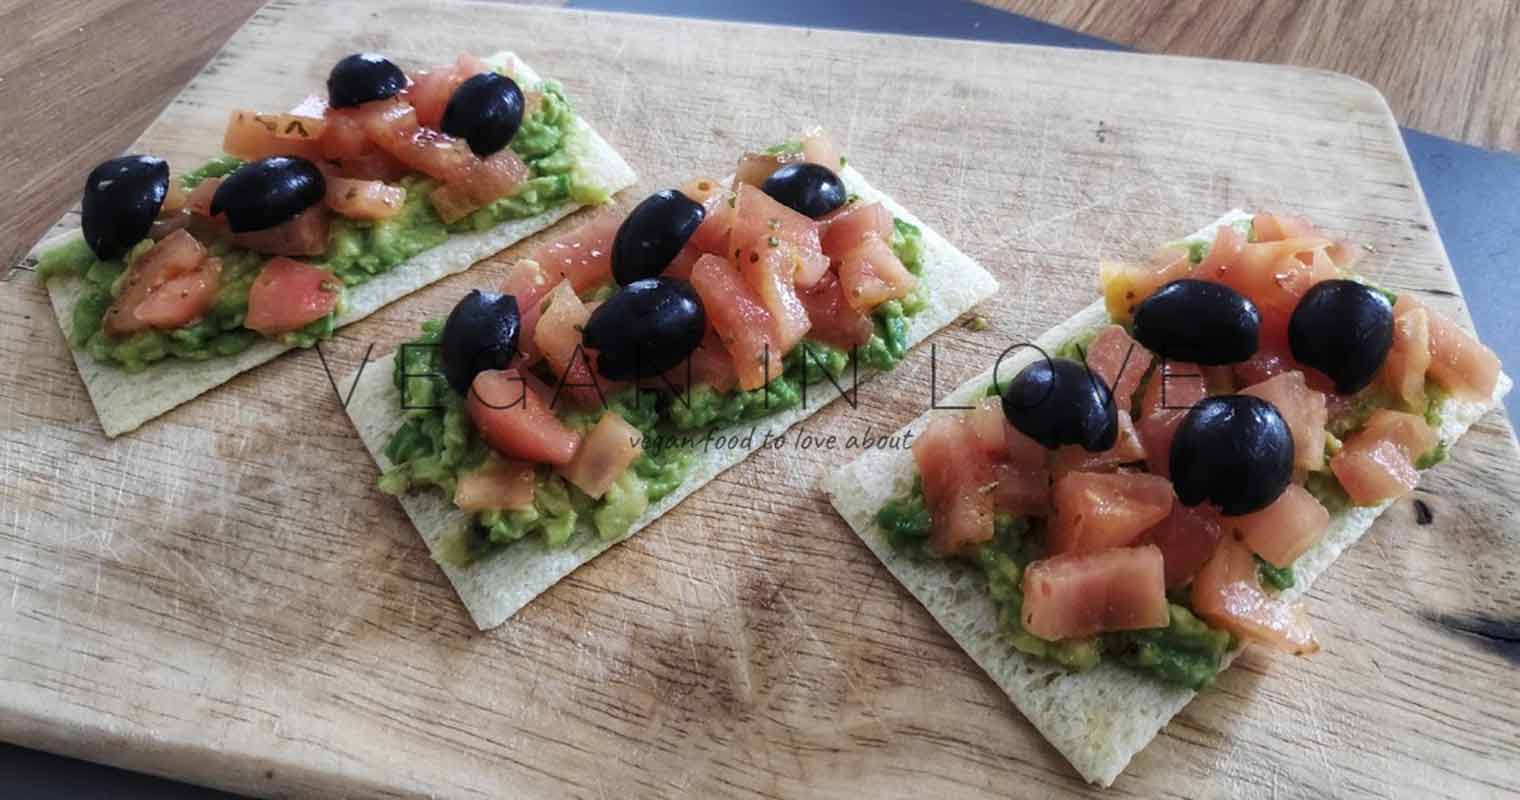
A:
1132;279;1261;365
440;290;521;395
327;53;407;109
210;156;326;233
611;191;706;285
81;155;170;260
1000;356;1117;451
582;277;706;380
1288;279;1394;394
1170;395;1293;515
440;73;525;158
760;162;847;219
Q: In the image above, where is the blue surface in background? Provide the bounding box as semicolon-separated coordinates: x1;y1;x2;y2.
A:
7;1;1516;797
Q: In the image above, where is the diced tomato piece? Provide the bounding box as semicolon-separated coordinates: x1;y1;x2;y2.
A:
1099;246;1189;323
727;184;824;273
160;182;187;215
1250;212;1314;242
1330;409;1439;505
992;463;1051;516
1229;484;1328;568
320;108;371;161
1139;359;1207;417
1135;408;1184;478
324;177;405;220
690;253;783;391
1051;413;1146;476
103;230;215;336
1241;370;1328;473
1192;228;1336;348
1192;537;1318;654
187;178;220;218
913;416;997;556
534;281;608;407
1380;295;1431;408
1233;344;1292;386
797;271;874;350
1140;502;1224;588
222;110;326;162
964;397;1010;462
1084;324;1154;412
243;257;340;335
661;328;739;393
402;53;486;128
687;189;735;255
1325;240;1362;270
733;151;797;188
499;262;556;366
228;205;331;257
837;235;916;312
664;246;702;282
737;239;813;352
532;211;620;293
1047;471;1173;555
353;99;473;184
1195;224;1245;277
466;369;582;465
800;127;840;169
557;412;644;499
1424;302;1501;401
1021;545;1169;640
453;456;537;512
820;201;892;260
1003;421;1048;469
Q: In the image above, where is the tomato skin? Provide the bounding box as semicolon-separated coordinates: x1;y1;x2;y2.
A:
1047;471;1174;555
454;457;537;512
913;415;997;556
690;253;783;391
465;369;582;465
557;412;644;499
244;257;341;335
1021;545;1170;640
1191;536;1318;655
103;229;217;336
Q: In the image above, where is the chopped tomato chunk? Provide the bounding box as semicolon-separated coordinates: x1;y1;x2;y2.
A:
1241;370;1328;473
913;415;997;556
187;178;221;218
466;369;582;465
797;271;874;350
222;110;326;162
1140;502;1224;588
1250;212;1314;242
402;52;486;129
534;281;608;407
1424;302;1501;401
1135;408;1185;478
964;398;1010;462
836;234;916;312
733;151;797;188
103;229;217;336
737;239;813;351
1138;359;1207;418
324;177;406;221
1021;545;1169;640
1084;324;1154;412
1050;413;1146;476
690;254;783;391
820;201;892;259
228;205;331;257
993;462;1051;517
453;456;537;512
1047;471;1173;555
800;127;841;170
727;184;825;280
244;257;341;335
1099;246;1189;323
1380;295;1432;408
1329;409;1438;505
558;412;644;499
662;328;739;393
1192;537;1318;654
1229;484;1328;568
532;211;620;292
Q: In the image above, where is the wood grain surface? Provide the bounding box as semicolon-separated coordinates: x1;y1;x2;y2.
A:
3;2;1518;798
991;0;1520;152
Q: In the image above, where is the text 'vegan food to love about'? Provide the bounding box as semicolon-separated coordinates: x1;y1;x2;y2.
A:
827;210;1509;786
344;127;998;630
36;50;636;436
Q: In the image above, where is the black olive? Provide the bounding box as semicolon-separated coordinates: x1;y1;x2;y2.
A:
210;156;326;233
1288;279;1394;394
1000;356;1117;451
1170;395;1293;515
440;73;525;157
327;53;407;108
81;155;170;260
760;162;847;219
440;290;521;395
582;277;706;380
1132;279;1261;365
611;191;706;285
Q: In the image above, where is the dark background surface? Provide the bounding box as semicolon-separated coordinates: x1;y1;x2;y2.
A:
5;0;1516;796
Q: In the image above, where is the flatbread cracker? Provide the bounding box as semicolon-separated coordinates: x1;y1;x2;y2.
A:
822;211;1513;786
345;164;1000;630
35;52;638;437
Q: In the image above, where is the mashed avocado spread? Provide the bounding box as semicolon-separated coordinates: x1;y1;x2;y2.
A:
39;79;599;372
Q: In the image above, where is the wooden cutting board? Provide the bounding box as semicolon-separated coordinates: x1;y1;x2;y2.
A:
3;1;1517;797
